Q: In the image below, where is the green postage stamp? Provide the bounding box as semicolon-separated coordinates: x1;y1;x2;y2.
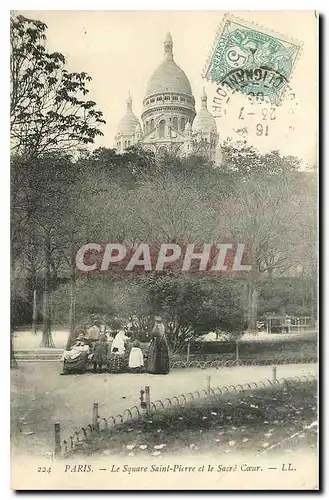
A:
203;15;302;104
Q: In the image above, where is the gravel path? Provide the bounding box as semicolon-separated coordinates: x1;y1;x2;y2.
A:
11;361;317;457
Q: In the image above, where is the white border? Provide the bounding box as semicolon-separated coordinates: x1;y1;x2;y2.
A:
2;2;325;499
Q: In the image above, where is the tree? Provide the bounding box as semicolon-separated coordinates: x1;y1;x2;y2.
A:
143;274;245;353
213;140;316;330
217;170;316;329
10;14;105;160
48;150;247;345
220;139;301;177
12;154;78;345
10;14;106;350
258;277;316;318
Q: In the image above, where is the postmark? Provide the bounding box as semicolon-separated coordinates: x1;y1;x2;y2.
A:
208;81;299;142
203;14;302;105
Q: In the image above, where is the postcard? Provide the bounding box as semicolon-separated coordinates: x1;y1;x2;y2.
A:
10;10;318;490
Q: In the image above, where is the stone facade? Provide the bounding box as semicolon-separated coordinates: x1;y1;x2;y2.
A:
115;33;220;161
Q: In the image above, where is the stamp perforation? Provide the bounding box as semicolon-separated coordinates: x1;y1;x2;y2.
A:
202;12;304;107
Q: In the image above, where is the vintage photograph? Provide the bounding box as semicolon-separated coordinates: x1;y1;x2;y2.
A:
10;10;318;490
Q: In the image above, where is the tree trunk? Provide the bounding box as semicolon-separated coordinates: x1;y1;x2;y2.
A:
69;270;76;336
40;236;54;347
32;288;37;334
310;278;317;330
10;257;18;368
66;244;78;350
247;280;258;331
10;329;18;368
10;293;18;368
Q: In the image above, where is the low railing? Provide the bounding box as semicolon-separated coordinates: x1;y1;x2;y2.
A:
54;369;317;458
171;354;317;369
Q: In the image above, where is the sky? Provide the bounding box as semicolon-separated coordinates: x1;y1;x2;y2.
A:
18;10;318;166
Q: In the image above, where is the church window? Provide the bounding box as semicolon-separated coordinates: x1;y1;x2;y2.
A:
150;119;154;129
164;95;170;101
159;120;165;138
151;98;155;103
157;96;162;101
173;95;178;101
181;117;186;131
128;140;131;147
145;121;149;133
173;117;178;130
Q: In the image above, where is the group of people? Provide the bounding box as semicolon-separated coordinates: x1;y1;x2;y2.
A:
61;316;170;375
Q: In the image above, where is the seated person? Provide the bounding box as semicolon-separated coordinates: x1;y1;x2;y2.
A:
66;325;87;350
61;336;90;375
128;339;145;373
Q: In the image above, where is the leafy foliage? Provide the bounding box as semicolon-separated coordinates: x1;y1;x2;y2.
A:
10;16;317;341
220;139;301;177
144;275;246;351
10;14;105;160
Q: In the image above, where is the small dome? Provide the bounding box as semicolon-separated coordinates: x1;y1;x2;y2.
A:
193;109;217;134
192;88;217;134
145;34;193;97
116;93;141;136
117;112;140;136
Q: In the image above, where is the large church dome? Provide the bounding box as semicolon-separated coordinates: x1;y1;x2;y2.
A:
114;32;219;162
145;33;193;97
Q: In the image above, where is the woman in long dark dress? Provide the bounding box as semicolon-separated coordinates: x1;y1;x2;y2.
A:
60;337;90;374
147;317;170;374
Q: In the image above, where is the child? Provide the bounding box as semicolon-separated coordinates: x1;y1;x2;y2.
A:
128;340;145;373
93;334;109;373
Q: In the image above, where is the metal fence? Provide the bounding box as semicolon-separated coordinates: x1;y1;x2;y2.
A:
171;354;317;369
174;336;317;366
54;369;317;458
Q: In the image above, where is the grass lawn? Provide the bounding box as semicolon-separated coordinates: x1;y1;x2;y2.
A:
68;380;318;458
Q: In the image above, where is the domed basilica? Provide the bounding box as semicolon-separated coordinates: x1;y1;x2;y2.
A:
114;33;220;161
